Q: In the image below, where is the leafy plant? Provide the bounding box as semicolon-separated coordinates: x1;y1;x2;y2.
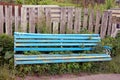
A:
0;34;14;52
0;34;14;65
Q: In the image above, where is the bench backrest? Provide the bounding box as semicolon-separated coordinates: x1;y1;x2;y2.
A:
14;32;101;52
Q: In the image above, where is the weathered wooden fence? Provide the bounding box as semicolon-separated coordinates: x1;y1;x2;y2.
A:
108;8;120;37
0;5;115;38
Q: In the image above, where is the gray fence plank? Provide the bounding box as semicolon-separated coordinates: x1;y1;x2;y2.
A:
60;8;66;34
45;8;51;33
29;8;35;33
0;5;4;34
9;6;13;35
74;8;81;33
67;8;74;33
21;7;27;32
53;21;59;34
83;8;88;29
107;11;112;36
15;6;19;32
111;24;117;37
37;7;45;33
88;10;94;32
5;6;12;35
95;11;101;34
100;11;109;38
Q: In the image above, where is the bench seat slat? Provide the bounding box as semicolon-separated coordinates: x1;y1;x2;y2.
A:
15;36;100;39
14;47;93;51
14;54;109;57
15;58;112;65
15;32;99;36
15;35;99;37
15;43;98;46
15;55;111;60
15;40;100;43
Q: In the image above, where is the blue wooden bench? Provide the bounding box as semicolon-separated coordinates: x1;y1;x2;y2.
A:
14;32;112;66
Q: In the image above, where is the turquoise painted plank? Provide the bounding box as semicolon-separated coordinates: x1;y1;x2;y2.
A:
14;32;100;36
15;43;98;46
15;40;100;43
14;32;99;35
14;35;99;39
14;47;93;51
15;55;111;60
15;58;112;65
15;36;100;39
14;54;111;58
104;46;112;50
15;34;99;36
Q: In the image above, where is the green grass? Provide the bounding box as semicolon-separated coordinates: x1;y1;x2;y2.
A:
0;65;15;80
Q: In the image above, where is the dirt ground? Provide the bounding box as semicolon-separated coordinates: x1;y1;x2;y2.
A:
17;73;120;80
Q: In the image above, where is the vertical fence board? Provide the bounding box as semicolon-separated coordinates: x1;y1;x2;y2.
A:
53;21;59;34
60;8;66;34
107;11;112;36
111;23;117;37
45;8;51;33
37;7;45;33
15;6;19;32
0;5;4;34
5;6;12;35
5;6;8;34
95;11;101;34
9;6;13;35
100;11;109;38
21;7;27;32
83;8;88;29
67;8;74;33
88;10;94;32
74;8;81;33
29;8;35;33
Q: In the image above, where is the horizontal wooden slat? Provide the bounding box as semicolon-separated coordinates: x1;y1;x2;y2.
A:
15;40;100;43
14;54;110;57
14;47;93;51
15;43;98;46
14;32;100;36
15;58;112;65
15;36;100;39
15;55;111;60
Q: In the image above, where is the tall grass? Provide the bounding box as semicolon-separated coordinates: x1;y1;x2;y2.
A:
0;65;15;80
